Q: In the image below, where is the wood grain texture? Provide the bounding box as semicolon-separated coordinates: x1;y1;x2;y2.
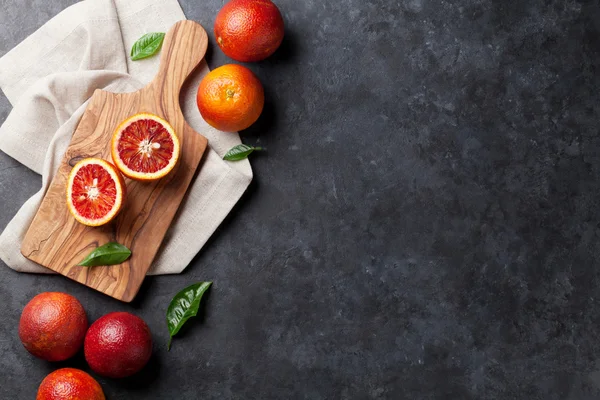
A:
20;21;209;302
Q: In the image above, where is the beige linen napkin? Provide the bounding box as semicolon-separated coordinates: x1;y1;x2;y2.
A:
0;0;252;275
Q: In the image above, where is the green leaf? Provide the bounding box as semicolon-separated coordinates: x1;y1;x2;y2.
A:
131;32;165;61
77;242;131;267
223;144;263;161
166;282;212;350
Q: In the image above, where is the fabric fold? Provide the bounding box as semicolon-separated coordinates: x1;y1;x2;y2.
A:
0;0;253;275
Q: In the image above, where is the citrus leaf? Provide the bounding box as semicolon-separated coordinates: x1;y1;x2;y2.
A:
78;242;131;267
131;32;165;61
166;282;212;350
223;144;263;161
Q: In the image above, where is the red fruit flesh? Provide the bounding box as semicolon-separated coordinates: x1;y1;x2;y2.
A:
215;0;285;62
84;312;153;378
19;292;88;362
37;368;105;400
116;118;175;173
70;163;117;219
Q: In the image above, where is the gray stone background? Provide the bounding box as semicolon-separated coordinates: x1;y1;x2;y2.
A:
1;0;600;398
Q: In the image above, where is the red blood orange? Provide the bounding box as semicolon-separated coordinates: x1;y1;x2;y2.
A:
84;312;153;378
66;158;126;227
214;0;285;62
37;368;105;400
111;113;180;181
19;292;88;362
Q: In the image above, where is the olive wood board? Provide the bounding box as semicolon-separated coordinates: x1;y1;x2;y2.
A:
20;21;209;302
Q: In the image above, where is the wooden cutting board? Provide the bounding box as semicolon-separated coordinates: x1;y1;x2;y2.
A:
20;21;209;302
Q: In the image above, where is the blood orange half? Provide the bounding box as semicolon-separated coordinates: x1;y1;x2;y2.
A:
66;158;126;227
111;113;180;181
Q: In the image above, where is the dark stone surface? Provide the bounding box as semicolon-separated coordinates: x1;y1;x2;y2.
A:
1;0;600;398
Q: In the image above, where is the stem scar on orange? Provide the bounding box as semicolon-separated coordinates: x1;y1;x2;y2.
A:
66;158;126;227
111;113;180;181
196;64;264;132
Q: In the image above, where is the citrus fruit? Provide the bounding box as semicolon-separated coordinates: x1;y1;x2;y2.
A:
196;64;264;132
84;312;153;378
66;158;126;227
37;368;105;400
19;292;88;362
111;113;180;181
215;0;285;62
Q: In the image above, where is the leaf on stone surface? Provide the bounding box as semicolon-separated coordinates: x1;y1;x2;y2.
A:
166;282;212;350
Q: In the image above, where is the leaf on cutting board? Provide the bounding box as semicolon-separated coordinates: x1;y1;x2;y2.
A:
223;144;263;161
131;32;165;61
78;242;131;267
166;281;212;350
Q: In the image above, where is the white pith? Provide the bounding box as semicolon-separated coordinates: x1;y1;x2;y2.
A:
84;178;100;201
138;139;162;155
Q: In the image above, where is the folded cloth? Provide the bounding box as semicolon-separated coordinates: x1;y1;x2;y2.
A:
0;0;252;275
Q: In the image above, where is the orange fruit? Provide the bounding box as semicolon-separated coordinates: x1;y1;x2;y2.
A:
215;0;285;62
196;64;264;132
66;158;126;227
37;368;105;400
84;312;153;378
19;292;88;362
111;113;180;181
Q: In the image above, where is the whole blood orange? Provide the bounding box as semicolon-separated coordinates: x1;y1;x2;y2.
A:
19;292;88;362
111;113;180;181
37;368;105;400
66;158;126;227
215;0;285;62
196;64;264;132
84;312;153;378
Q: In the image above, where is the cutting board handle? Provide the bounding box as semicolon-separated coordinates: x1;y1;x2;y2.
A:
150;20;208;96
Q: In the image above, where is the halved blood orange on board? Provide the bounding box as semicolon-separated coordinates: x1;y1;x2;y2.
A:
66;158;126;227
111;113;180;181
